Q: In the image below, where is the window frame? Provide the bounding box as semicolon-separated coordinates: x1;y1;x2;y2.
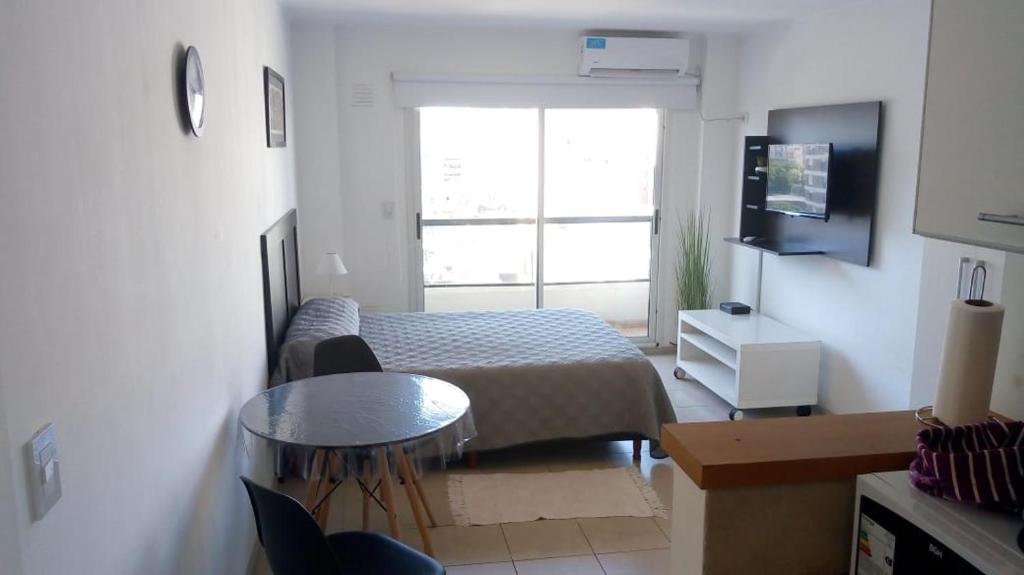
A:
407;107;666;343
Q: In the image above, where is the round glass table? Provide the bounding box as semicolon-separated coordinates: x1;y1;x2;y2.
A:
240;372;474;556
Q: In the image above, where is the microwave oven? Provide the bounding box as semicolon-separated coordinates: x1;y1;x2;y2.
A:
852;471;1023;574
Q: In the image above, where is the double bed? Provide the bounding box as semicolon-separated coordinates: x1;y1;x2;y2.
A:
261;210;675;456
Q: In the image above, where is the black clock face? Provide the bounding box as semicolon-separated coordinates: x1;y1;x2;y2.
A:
184;46;205;137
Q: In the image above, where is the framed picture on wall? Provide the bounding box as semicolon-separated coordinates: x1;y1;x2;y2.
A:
263;66;286;148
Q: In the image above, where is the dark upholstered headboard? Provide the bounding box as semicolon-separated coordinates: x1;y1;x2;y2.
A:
260;209;300;374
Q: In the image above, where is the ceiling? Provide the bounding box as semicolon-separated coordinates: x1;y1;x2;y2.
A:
280;0;863;31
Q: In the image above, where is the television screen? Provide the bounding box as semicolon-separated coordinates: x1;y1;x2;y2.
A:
766;143;832;220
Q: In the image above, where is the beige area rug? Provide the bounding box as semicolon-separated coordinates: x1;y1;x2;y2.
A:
448;467;667;526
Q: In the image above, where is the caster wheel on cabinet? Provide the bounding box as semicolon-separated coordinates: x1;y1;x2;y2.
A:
728;408;743;421
673;367;686;380
796;405;812;417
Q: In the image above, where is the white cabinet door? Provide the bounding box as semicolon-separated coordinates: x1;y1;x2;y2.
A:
914;0;1024;253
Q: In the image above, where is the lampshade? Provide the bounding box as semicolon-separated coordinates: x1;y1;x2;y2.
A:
316;252;348;276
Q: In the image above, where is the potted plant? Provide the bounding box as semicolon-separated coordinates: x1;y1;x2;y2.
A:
673;209;712;381
676;208;713;311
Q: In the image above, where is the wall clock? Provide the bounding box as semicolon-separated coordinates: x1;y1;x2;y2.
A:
183;46;206;137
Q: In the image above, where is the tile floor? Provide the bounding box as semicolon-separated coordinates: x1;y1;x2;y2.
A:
266;353;759;574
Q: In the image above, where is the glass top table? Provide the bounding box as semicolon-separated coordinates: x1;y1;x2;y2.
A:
239;372;474;557
239;372;472;449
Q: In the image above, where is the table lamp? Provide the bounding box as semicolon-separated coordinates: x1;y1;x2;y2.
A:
316;252;348;297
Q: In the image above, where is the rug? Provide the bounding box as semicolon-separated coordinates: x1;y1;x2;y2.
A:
448;467;667;525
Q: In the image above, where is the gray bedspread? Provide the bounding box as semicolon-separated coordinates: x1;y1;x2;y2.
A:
359;308;675;452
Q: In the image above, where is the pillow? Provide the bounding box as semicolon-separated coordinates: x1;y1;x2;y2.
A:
270;297;360;385
285;297;360;341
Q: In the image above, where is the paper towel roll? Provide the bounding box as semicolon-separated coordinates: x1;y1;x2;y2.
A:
933;299;1005;426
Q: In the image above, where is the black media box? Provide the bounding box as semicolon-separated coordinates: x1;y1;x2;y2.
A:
719;302;751;315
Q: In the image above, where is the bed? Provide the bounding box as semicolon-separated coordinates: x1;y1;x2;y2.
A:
261;210;675;455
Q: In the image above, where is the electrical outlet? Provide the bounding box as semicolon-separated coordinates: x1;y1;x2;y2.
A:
27;423;61;521
956;256;972;298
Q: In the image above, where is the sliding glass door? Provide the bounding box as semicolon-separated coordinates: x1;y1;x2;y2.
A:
416;107;662;339
541;109;660;337
418;108;539;311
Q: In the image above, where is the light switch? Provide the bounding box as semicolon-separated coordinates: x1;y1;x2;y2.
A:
28;423;61;521
381;201;395;220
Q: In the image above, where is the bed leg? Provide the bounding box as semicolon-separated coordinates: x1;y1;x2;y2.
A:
466;450;479;469
632;439;643;461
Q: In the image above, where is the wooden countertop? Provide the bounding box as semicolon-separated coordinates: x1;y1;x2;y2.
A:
661;411;926;489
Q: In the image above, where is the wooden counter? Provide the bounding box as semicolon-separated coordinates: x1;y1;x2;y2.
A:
664;410;930;574
662;410;926;490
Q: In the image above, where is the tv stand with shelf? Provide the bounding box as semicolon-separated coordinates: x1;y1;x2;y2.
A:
675;309;821;420
734;103;882;266
724;236;824;257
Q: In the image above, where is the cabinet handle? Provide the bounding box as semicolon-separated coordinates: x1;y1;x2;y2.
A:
978;212;1024;226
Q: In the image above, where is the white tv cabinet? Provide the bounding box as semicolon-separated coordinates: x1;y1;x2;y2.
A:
675;310;821;420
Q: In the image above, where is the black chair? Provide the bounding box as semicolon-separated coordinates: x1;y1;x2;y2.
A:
313;335;383;376
241;476;444;575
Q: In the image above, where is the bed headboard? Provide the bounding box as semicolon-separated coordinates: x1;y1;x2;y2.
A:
260;209;300;374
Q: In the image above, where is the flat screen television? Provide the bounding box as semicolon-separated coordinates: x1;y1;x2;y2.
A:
766;143;833;220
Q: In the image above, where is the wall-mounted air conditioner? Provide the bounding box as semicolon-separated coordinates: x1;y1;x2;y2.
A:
578;36;690;78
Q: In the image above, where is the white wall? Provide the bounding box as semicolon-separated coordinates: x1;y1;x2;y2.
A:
694;35;743;308
0;380;24;575
728;0;932;412
290;22;729;345
990;255;1024;420
0;1;294;573
291;23;345;299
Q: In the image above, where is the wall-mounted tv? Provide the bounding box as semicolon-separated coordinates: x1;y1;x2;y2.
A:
766;143;833;220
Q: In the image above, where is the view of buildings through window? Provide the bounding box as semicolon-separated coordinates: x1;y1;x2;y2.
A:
418;107;661;338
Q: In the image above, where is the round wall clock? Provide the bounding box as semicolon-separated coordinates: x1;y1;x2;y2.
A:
183;46;206;137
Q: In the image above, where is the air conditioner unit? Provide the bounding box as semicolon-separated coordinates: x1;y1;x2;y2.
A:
578;36;690;78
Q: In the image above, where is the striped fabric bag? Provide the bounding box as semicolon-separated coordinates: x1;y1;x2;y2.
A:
909;419;1024;512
